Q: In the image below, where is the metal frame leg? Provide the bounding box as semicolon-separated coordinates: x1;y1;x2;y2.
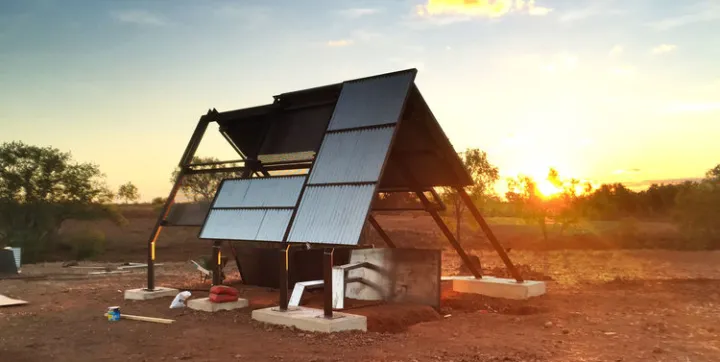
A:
456;187;524;282
323;248;334;319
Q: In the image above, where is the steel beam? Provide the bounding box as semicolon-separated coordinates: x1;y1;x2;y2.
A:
456;187;524;282
323;248;334;318
367;215;397;248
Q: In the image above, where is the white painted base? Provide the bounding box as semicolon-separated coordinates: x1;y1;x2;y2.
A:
187;297;248;312
124;287;179;300
449;276;546;300
251;306;367;333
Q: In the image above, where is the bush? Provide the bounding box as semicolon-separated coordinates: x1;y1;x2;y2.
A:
65;229;106;260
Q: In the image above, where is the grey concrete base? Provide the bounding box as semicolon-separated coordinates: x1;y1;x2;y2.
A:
449;276;546;300
252;306;367;333
187;297;249;312
124;287;179;300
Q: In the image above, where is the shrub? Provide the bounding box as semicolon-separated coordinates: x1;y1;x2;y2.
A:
65;229;106;260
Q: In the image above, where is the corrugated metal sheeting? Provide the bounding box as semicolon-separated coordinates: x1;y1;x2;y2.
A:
327;71;414;131
288;185;375;245
200;209;292;241
213;176;306;208
308;126;395;184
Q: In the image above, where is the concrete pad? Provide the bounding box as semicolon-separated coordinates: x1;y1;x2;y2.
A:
124;287;179;300
187;297;248;312
451;276;546;300
252;306;367;333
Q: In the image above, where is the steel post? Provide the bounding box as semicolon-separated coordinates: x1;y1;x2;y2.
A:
323;248;334;318
211;241;222;285
278;245;289;311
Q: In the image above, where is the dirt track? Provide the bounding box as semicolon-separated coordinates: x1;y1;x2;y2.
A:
2;251;720;362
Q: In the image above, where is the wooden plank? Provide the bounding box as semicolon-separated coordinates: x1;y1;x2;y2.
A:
121;314;174;324
0;294;28;307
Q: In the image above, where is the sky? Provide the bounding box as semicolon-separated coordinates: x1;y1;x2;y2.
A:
1;0;719;201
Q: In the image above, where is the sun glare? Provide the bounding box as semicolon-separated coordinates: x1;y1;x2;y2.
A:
536;179;562;198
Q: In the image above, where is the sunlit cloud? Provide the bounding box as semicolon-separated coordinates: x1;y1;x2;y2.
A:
327;39;353;47
415;0;552;20
608;45;623;58
652;44;677;55
613;168;641;175
339;8;382;18
111;10;166;26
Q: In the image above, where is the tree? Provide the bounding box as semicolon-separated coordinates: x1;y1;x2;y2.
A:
171;156;243;202
674;164;720;248
442;148;500;242
505;168;582;244
117;182;140;204
0;141;124;261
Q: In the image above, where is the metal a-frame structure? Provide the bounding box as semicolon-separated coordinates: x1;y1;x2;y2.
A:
145;69;523;315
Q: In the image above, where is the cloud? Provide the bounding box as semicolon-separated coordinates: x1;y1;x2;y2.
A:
541;52;579;73
339;8;382;18
652;44;677;55
558;3;625;23
608;45;623;58
666;102;720;113
415;0;552;21
111;10;166;26
608;65;636;77
612;168;641;175
327;39;353;47
649;1;720;30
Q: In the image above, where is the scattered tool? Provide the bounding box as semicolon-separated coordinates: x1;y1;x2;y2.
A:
105;306;174;324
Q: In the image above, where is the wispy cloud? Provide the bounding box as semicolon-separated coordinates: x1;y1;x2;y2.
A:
414;0;552;23
652;44;677;55
327;39;353;47
649;1;720;30
608;45;623;58
111;10;166;26
666;102;720;113
339;8;382;18
558;2;624;23
613;168;641;175
608;65;636;77
541;52;579;73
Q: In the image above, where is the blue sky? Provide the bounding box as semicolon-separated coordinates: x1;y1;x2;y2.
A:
1;0;719;200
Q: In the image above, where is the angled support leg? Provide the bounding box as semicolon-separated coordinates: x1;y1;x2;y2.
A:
368;215;397;248
456;187;524;283
415;190;482;279
146;112;212;291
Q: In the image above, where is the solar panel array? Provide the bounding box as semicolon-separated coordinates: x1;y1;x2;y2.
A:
199;70;416;245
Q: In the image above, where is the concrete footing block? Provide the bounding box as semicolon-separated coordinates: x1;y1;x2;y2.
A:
450;276;546;300
187;297;249;312
124;287;179;300
252;306;367;333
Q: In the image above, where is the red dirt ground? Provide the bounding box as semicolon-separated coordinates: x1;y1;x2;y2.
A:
2;250;720;362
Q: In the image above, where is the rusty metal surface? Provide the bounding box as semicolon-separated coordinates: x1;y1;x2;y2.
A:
212;176;305;208
327;70;415;131
200;209;292;241
308;126;395;184
288;184;375;245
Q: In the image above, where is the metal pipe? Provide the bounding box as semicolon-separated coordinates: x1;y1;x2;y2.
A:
278;245;290;311
211;241;222;285
323;248;334;318
146;172;185;290
456;187;524;282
